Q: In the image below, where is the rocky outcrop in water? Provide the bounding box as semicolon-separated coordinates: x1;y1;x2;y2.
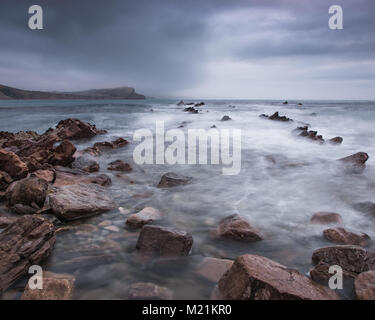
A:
338;152;369;174
107;160;132;172
323;227;370;247
72;155;99;173
260;112;292;122
158;172;192;188
83;138;128;156
126;207;164;229
310;212;343;225
220;115;232;121
183;107;198;114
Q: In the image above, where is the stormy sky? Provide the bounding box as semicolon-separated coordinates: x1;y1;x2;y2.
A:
0;0;374;99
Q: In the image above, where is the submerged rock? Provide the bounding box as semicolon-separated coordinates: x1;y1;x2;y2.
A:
136;225;193;262
323;227;370;247
217;254;338;300
107;160;132;172
353;202;375;218
338;152;369;174
157;172;192;188
0;215;56;293
212;214;264;242
310;212;343;225
126;282;173;300
329;137;343;145
21;271;75;300
126;207;164;229
48;183;116;221
196;257;234;283
354;270;375;300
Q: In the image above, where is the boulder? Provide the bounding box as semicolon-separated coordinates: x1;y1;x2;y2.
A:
53;118;106;140
268;112;292;122
126;282;173;300
196;257;234;282
136;225;193;262
83;138;129;156
310;212;343;225
53;166;111;187
312;245;375;274
72;155;99;173
338;152;369;174
126;207;164;229
6;177;49;213
0;148;28;180
212;214;264;242
107;160;132;172
31;169;56;183
177;100;185;106
48;140;76;166
195;102;205;107
323;227;370;247
296;127;325;143
354;270;375;300
217;254;338;300
329;137;343;145
183;107;198;113
310;261;357;284
48;183;116;221
21;271;75;300
0;170;13;191
221;115;231;121
157;172;192;188
0;215;56;293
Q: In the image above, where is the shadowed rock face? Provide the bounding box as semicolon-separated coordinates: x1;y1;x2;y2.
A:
0;215;56;293
218;254;339;300
355;270;375;300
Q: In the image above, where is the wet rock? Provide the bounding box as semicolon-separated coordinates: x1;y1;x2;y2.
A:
75;224;99;235
177;100;185;106
268;112;292;122
184;107;198;113
217;254;338;300
21;271;75;300
259;114;269;119
136;225;193;262
31;169;56;183
107;160;132;172
294;126;325;143
157;172;192;188
53;166;111;187
72;155;99;173
105;225;120;232
0;148;29;180
6;177;49;213
0;215;17;228
283;101;288;105
310;261;357;284
0;215;56;293
220;115;231;121
126;207;164;229
196;257;234;282
312;245;375;274
329;137;343;145
0;191;5;202
48;140;76;166
338;152;369;174
310;212;343;225
212;214;264;242
195;102;205;107
353;202;375;218
354;270;375;300
48;183;116;221
53;118;106;140
98;220;112;227
323;227;370;247
211;125;217;128
84;138;129;156
126;282;173;300
0;170;13;191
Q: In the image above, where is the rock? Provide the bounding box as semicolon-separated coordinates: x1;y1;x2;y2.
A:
283;101;288;104
295;127;325;143
310;212;343;225
53;166;111;187
354;270;375;300
126;207;164;229
196;257;234;282
329;137;343;145
84;138;129;156
0;215;56;293
177;100;185;106
48;183;116;221
21;271;75;300
268;112;292;122
220;115;231;121
0;215;17;228
126;282;173;300
298;103;303;106
312;245;375;274
136;225;193;262
98;220;112;227
338;152;369;174
323;227;370;247
157;172;192;188
0;148;28;180
0;191;5;202
195;102;205;107
310;261;357;284
31;169;56;183
107;160;132;172
211;125;217;128
353;202;375;218
212;214;264;242
72;155;99;173
0;171;13;191
54;118;106;140
217;254;338;300
259;114;269;119
184;107;198;113
6;177;49;213
48;140;76;166
105;225;120;232
75;224;99;235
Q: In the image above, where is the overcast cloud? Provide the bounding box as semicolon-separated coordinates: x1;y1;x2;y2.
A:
0;0;374;99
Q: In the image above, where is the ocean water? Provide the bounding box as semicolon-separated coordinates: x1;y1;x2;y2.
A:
1;99;375;299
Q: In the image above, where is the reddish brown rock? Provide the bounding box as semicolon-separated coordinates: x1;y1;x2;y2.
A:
329;137;343;145
0;215;17;228
72;155;99;173
0;170;13;191
126;207;163;229
157;172;192;188
310;261;357;284
83;138;128;156
21;271;75;300
0;148;28;180
48;140;76;166
312;245;375;274
196;257;234;282
212;214;264;242
338;152;369;174
126;282;173;300
31;169;56;183
53;166;111;187
218;254;339;300
354;270;375;300
54;118;106;140
310;212;343;225
0;215;56;293
107;160;132;172
323;227;370;247
136;225;193;262
48;183;116;221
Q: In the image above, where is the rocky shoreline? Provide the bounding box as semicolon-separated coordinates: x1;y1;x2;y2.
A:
0;106;374;300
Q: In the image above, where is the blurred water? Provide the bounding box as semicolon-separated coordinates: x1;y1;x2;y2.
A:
1;99;374;299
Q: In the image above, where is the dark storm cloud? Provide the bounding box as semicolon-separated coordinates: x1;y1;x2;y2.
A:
0;0;374;98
